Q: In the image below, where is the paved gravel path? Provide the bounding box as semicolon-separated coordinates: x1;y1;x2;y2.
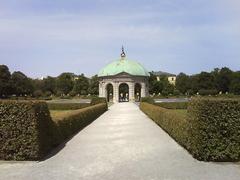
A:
0;103;239;180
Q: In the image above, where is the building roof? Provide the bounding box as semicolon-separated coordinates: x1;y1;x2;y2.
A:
151;71;176;77
98;58;150;77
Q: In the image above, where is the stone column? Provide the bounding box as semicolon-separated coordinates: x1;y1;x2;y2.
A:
145;81;149;96
99;82;103;97
128;82;135;102
113;82;119;103
141;82;146;97
102;82;106;98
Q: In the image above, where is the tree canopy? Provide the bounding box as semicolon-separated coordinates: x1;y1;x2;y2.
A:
1;64;240;98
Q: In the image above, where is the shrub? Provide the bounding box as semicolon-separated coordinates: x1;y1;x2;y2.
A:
140;97;154;104
154;102;188;109
198;89;218;96
140;102;188;151
0;100;57;160
69;91;77;97
173;89;180;96
187;98;240;161
47;103;90;110
33;90;43;98
141;98;240;161
53;103;107;139
44;91;52;97
0;101;107;160
90;97;107;105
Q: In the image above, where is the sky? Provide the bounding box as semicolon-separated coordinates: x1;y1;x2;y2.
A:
0;0;239;78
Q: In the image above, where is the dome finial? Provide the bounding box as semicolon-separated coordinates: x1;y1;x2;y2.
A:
120;46;126;60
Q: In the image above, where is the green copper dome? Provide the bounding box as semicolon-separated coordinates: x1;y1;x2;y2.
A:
98;58;150;77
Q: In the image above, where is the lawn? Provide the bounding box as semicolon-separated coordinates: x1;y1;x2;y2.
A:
50;110;80;122
171;109;188;120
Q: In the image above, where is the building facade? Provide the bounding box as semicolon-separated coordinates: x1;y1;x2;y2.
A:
98;48;149;103
152;71;177;85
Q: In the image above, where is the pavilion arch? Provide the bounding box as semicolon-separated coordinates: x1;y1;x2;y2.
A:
105;83;114;102
118;83;129;102
134;83;142;102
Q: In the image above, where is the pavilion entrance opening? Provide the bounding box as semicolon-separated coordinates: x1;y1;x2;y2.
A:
119;83;129;102
106;83;113;102
134;83;141;102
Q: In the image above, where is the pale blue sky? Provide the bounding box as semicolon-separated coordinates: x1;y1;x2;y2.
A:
0;0;239;78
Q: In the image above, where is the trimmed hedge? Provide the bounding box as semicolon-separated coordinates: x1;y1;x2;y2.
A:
154;102;188;109
140;102;188;151
90;97;107;105
140;97;240;161
0;100;107;160
140;97;154;104
0;100;57;160
47;103;90;110
53;103;107;140
187;98;240;161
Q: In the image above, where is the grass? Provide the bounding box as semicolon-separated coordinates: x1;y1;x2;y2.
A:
50;110;81;122
171;109;188;119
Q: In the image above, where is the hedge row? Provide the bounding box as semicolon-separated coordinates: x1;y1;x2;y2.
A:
140;97;154;104
47;103;90;110
91;97;107;105
140;102;189;151
0;101;56;160
140;97;240;161
187;98;240;161
53;103;107;140
0;100;107;160
154;102;188;109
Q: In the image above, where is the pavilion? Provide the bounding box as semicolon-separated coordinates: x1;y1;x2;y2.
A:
98;47;149;102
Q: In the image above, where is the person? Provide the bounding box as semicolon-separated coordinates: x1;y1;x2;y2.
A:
120;93;123;102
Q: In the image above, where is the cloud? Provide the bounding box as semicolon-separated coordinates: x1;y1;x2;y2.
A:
0;0;239;78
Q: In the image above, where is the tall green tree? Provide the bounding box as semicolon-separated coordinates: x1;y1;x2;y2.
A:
197;72;215;90
176;73;190;94
213;67;233;93
11;71;34;96
32;79;44;93
88;75;99;95
43;76;56;94
0;65;11;97
73;74;89;95
230;71;240;95
149;72;158;94
56;73;74;95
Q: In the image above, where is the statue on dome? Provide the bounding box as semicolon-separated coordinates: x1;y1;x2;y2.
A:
120;46;126;59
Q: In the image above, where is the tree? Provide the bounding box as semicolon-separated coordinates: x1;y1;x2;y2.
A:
213;67;233;93
0;65;11;97
230;71;240;95
88;75;99;95
197;72;215;90
176;73;190;94
32;79;44;93
152;80;164;95
148;72;158;94
33;89;43;98
189;75;199;94
73;74;89;95
43;76;56;94
11;71;34;96
56;73;74;95
162;82;174;96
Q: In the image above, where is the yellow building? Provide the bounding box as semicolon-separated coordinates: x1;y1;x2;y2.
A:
152;71;176;85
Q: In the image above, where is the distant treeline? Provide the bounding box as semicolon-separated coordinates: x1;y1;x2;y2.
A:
1;65;240;98
149;67;240;96
0;65;98;98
